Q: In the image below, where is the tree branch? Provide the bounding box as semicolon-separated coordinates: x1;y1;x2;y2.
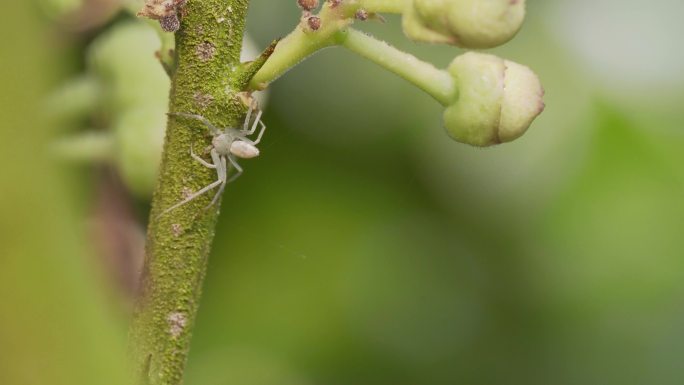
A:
128;1;254;384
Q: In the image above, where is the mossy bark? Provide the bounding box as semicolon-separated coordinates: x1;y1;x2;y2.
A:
128;1;253;384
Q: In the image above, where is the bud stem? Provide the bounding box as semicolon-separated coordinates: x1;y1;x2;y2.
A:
340;28;456;106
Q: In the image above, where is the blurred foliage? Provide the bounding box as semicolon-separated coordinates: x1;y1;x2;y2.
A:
2;0;684;384
0;3;128;385
50;19;169;196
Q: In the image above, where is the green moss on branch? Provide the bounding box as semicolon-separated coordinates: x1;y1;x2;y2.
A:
128;1;254;384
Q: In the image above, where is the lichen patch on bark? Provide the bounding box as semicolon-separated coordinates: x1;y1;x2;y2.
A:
196;41;216;61
194;92;215;109
167;312;187;339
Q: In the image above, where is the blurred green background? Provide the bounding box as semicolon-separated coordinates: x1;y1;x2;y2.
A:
2;1;684;384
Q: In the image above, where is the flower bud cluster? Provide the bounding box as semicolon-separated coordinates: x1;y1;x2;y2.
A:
402;0;526;49
255;0;545;147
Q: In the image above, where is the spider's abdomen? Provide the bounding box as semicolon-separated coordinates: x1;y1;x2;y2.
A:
230;140;260;159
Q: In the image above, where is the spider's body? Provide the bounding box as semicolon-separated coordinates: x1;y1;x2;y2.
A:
160;101;266;217
212;133;234;155
208;130;260;159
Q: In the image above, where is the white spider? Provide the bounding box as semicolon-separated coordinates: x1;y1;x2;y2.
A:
160;100;266;216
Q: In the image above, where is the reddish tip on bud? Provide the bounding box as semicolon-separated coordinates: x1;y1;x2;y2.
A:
355;9;369;21
160;14;180;32
307;16;322;31
137;0;186;32
297;0;319;11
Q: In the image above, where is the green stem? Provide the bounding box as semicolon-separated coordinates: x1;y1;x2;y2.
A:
155;26;176;76
248;27;337;89
248;0;404;89
249;3;352;89
128;1;254;384
250;4;455;106
340;28;455;106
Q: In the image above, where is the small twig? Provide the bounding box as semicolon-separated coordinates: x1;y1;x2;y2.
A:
237;39;280;89
123;2;177;76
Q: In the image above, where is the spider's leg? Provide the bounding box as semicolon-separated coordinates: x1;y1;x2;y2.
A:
158;149;223;217
241;102;254;132
245;109;262;136
191;144;216;169
170;112;222;135
252;118;266;145
226;155;244;183
207;155;228;209
158;179;222;218
239;108;266;144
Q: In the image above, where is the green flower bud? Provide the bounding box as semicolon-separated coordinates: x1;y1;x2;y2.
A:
87;21;170;112
113;107;166;197
443;52;544;147
402;0;526;49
